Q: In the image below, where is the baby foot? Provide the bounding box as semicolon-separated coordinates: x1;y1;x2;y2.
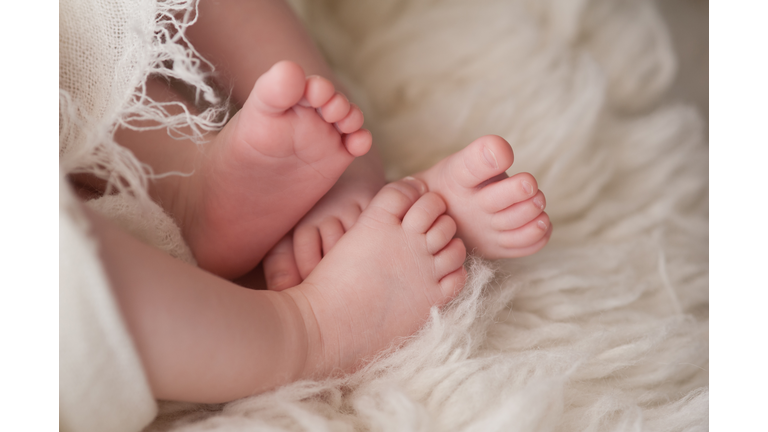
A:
184;61;372;279
285;177;466;375
415;135;551;259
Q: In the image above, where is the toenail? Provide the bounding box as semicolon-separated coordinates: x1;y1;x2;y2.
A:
522;181;533;195
403;176;427;194
482;146;498;169
538;220;547;230
533;196;545;210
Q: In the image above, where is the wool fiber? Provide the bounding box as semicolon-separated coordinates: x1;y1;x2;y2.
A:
60;0;227;207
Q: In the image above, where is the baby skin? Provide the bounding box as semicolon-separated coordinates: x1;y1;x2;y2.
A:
102;61;547;403
258;95;551;289
90;176;465;402
170;0;552;281
288;178;466;376
414;135;552;258
146;61;373;279
152;61;550;283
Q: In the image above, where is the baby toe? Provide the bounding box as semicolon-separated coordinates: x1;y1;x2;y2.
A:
505;224;553;258
335;103;364;134
497;212;551;250
477;172;539;213
319;218;345;255
294;225;323;279
434;238;467;280
425;214;457;254
302;75;336;108
338;203;364;231
263;235;302;291
251;60;306;113
490;191;546;231
366;177;427;221
447;135;515;189
439;266;467;301
342;129;372;157
402;192;447;234
319;92;351;123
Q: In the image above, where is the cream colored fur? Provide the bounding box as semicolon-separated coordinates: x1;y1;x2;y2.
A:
72;0;707;430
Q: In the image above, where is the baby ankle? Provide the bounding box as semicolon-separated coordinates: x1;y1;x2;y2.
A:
282;286;329;379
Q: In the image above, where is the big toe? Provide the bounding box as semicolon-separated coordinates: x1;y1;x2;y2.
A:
250;61;306;113
367;177;428;221
448;135;515;189
402;192;448;234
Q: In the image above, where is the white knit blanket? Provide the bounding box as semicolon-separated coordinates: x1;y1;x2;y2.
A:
66;0;709;430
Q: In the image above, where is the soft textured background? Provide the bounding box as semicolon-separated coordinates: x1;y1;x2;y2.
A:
147;0;708;430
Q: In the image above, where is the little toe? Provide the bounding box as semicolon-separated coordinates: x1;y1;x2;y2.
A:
302;75;336;108
504;224;552;258
434;238;467;280
402;192;447;233
439;266;467;301
425;214;457;254
477;172;539;213
447;135;515;189
343;129;373;157
319;92;351;123
497;212;551;250
366;177;427;221
490;191;546;231
335;103;364;134
251;60;306;114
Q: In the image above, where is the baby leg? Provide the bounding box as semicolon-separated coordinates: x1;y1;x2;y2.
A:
85;177;465;403
186;0;347;106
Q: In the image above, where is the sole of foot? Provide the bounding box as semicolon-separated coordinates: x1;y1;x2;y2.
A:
187;61;373;279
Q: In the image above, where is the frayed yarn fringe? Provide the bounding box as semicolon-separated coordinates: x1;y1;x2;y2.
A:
60;0;227;206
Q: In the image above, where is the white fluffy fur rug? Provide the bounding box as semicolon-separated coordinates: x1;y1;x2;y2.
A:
147;0;708;430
